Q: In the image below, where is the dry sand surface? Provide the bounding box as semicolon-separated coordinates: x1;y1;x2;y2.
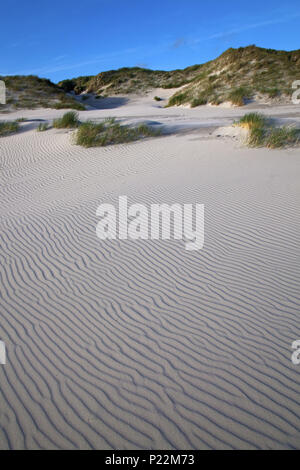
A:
1;95;300;449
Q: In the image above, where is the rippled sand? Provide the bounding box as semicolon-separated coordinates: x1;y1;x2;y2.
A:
1;96;300;449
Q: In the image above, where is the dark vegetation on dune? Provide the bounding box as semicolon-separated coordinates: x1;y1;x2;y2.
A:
1;46;300;111
58;66;202;96
0;120;19;136
167;46;300;107
59;46;300;107
0;75;85;111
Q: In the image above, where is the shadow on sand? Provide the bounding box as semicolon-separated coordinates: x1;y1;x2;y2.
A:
85;96;130;110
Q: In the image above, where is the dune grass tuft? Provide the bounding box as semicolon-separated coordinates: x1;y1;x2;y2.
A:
75;122;105;147
237;112;267;128
228;87;251;106
248;125;266;147
236;113;299;148
75;119;161;147
0;120;20;136
190;97;208;107
51;101;85;111
37;123;49;132
265;127;299;149
167;92;189;107
53;111;80;129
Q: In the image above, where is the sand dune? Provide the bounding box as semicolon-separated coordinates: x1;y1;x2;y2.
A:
0;100;300;449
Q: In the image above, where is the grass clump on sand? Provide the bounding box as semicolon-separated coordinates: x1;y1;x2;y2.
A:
75;122;105;147
265;127;299;149
236;113;299;148
167;91;189;107
51;101;85;111
235;113;267;146
75;119;161;148
191;96;208;107
37;123;49;132
53;111;80;129
228;87;251;106
0;120;19;136
237;112;267;128
248;125;266;147
154;96;162;101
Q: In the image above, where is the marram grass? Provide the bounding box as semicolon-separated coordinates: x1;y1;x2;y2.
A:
0;120;19;136
53;111;80;129
75;119;161;148
236;113;299;148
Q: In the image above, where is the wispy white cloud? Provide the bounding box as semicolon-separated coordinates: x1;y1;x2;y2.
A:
192;13;300;44
3;12;299;78
52;55;69;62
171;38;186;50
6;46;142;77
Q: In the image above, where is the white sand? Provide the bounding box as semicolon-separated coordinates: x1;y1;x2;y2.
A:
1;97;300;449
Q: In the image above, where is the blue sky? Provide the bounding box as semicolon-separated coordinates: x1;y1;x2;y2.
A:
1;0;299;82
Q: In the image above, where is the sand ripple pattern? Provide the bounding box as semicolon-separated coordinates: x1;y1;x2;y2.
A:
1;128;300;449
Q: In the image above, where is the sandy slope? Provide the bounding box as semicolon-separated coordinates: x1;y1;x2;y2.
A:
0;98;300;449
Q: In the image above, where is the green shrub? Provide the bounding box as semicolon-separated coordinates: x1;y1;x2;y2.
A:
53;111;80;129
0;121;19;136
154;96;162;101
